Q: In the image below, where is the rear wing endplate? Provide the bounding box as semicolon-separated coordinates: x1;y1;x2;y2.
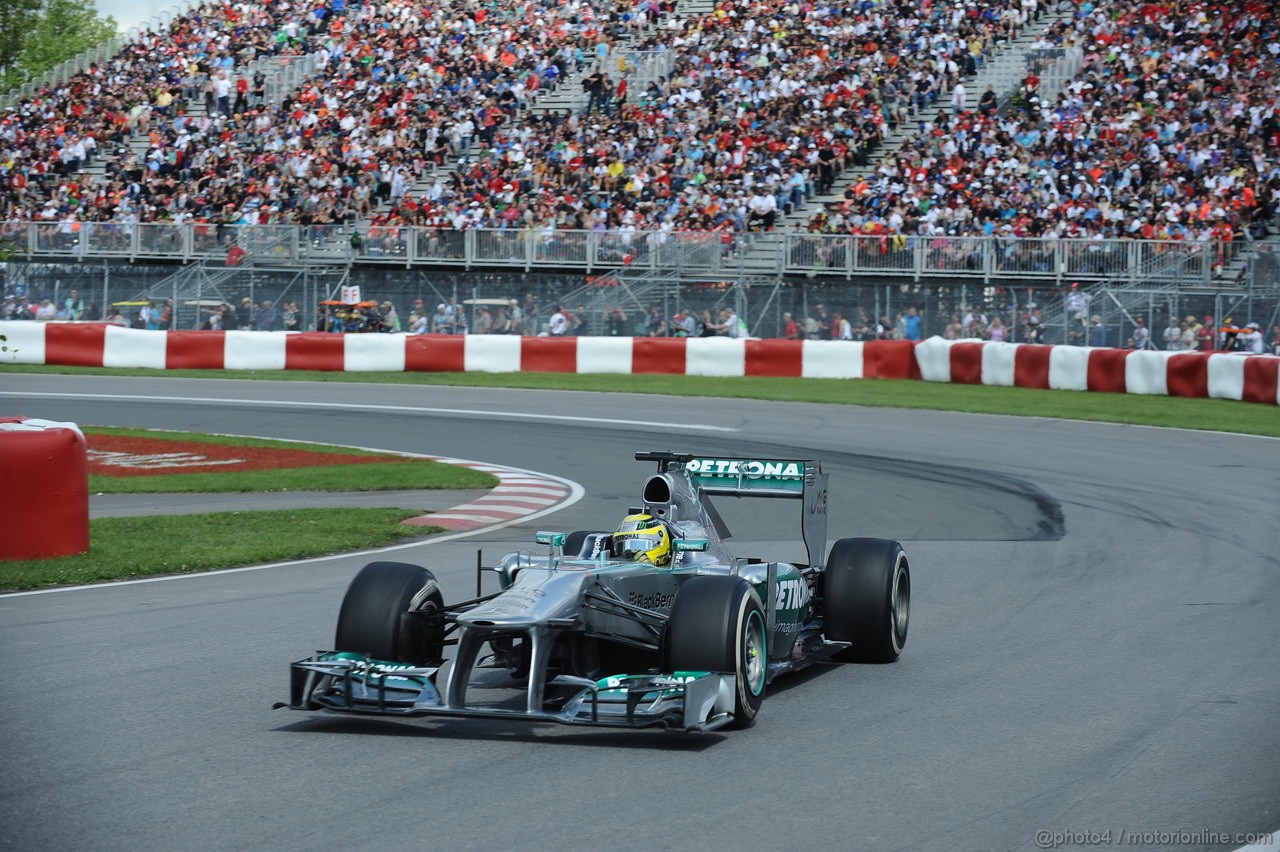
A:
635;452;829;570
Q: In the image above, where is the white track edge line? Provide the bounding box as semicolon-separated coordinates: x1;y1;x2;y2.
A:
0;392;739;433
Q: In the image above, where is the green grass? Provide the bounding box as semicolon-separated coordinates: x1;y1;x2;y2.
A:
83;426;499;493
0;509;434;592
8;364;1278;437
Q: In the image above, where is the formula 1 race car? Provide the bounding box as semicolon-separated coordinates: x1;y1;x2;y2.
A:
278;452;910;732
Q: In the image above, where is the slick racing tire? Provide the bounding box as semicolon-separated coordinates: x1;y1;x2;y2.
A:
665;576;767;728
334;561;445;666
824;538;910;663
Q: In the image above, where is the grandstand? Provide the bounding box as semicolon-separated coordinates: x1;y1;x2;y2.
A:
2;0;1277;342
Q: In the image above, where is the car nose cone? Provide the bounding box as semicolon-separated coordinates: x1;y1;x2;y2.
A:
456;568;586;629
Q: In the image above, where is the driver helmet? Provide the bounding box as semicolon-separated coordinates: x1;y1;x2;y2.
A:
610;513;672;567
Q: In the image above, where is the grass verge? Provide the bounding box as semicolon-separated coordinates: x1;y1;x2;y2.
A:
7;365;1278;438
83;426;499;493
0;509;433;592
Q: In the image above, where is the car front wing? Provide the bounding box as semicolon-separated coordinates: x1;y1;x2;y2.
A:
277;653;739;733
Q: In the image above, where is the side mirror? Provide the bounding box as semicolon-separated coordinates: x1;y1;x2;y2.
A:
674;539;710;553
535;531;567;547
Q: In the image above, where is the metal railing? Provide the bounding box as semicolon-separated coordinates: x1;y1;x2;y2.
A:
549;229;719;332
0;221;1257;286
252;53;319;104
1024;46;1085;104
623;49;676;103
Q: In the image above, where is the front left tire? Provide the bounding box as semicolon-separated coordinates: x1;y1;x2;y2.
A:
665;576;767;728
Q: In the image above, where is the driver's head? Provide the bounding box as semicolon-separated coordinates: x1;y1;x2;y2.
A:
610;513;672;567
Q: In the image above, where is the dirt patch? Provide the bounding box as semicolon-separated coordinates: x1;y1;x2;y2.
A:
87;434;399;478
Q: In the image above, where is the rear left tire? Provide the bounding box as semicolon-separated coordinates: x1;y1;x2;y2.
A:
824;538;910;663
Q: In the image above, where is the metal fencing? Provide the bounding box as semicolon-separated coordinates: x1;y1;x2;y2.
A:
623;49;676;103
0;222;1259;287
254;54;319;103
1024;46;1084;103
6;260;1275;347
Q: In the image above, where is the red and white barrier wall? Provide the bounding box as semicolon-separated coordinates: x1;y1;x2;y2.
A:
0;417;90;559
912;338;1279;405
2;322;1275;405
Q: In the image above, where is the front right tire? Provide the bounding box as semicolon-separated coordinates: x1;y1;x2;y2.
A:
334;561;445;665
665;576;767;728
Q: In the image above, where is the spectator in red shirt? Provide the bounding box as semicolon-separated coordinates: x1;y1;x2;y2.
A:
1196;317;1215;352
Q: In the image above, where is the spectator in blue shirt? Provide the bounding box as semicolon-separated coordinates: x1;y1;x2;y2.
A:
904;306;923;341
252;299;278;331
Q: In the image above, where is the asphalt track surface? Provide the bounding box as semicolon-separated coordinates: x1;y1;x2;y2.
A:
1;373;1276;852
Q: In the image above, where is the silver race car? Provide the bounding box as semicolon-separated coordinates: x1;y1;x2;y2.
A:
278;451;910;732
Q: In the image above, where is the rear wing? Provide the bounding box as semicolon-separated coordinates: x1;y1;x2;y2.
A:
635;452;829;570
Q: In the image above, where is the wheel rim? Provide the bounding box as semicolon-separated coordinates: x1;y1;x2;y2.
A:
891;560;910;643
743;610;766;696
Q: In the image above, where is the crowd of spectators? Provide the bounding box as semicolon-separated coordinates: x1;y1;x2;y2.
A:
2;0;1034;240
806;0;1280;248
0;0;1276;275
0;0;326;225
381;0;1037;236
0;0;655;232
195;295;304;330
